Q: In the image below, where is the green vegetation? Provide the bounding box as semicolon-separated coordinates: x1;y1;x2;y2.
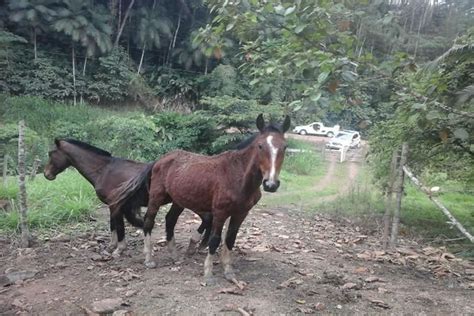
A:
0;170;98;231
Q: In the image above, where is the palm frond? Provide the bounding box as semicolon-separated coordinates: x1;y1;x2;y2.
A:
456;85;474;105
423;43;474;72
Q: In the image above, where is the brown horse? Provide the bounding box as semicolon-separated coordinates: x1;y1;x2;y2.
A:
43;139;211;257
112;114;290;284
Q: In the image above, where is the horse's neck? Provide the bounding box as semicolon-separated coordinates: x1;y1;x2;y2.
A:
232;146;262;194
64;146;111;186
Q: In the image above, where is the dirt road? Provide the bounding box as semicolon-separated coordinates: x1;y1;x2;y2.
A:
1;208;473;315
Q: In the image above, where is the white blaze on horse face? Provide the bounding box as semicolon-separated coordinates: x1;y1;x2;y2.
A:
266;135;279;182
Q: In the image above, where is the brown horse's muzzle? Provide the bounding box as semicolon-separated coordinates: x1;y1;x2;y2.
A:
44;170;56;180
263;179;280;192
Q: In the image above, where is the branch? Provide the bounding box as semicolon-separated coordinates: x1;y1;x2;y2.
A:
403;165;474;243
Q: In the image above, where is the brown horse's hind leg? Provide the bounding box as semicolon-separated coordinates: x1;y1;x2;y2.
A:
143;191;167;268
221;214;246;282
165;203;184;260
204;215;226;285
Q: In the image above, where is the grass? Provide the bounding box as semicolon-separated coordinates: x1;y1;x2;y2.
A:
0;170;99;232
316;163;473;256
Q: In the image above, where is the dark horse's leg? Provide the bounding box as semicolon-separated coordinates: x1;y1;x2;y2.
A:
113;213;126;256
109;211;118;251
203;214;227;285
186;212;213;255
221;214;247;281
165;203;184;259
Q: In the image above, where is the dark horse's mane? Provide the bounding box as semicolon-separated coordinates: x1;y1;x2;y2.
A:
235;125;282;150
61;139;112;157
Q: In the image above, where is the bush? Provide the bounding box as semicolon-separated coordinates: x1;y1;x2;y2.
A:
151;112;218;155
90;115;160;161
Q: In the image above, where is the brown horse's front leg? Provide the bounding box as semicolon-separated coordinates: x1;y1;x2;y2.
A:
204;215;226;285
221;214;247;283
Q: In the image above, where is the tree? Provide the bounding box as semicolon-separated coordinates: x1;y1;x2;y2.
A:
52;0;112;104
8;0;56;60
134;5;172;74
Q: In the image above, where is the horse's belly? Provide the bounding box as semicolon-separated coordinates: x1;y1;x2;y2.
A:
167;178;213;212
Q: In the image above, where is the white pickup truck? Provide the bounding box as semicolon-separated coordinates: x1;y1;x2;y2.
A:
292;122;340;137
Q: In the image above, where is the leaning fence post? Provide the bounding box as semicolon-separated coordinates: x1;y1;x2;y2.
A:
2;154;7;187
390;143;408;247
29;156;41;181
18;120;30;248
382;149;399;250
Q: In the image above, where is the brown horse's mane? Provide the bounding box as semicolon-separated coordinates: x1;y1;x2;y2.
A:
60;139;112;157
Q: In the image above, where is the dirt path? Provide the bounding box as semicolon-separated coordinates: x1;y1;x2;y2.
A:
1;208;473;315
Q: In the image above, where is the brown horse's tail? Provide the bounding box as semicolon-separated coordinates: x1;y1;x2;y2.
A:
110;162;155;224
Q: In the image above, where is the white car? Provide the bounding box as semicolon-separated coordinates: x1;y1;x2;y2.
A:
292;122;340;137
326;130;361;150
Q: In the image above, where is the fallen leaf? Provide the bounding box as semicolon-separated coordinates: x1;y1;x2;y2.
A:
353;267;369;274
277;277;303;289
365;276;381;283
295;299;306;304
369;299;390;309
218;286;244;296
342;282;359;290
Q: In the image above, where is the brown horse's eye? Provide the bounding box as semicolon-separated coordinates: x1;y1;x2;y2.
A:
258;143;263;150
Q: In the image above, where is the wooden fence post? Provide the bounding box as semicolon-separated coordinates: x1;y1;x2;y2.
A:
2;154;7;187
29;156;41;181
382;149;399;250
18;120;30;248
390;143;408;247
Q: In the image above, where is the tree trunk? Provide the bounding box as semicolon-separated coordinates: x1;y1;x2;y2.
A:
2;154;7;187
18;120;30;248
118;0;122;34
137;43;146;74
204;58;208;75
114;0;135;47
382;150;399;250
33;28;37;61
72;44;77;106
167;10;182;65
390;143;409;247
80;55;88;104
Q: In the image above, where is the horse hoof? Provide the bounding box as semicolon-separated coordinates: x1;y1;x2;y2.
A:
185;247;196;257
224;271;236;282
204;276;216;286
144;260;156;269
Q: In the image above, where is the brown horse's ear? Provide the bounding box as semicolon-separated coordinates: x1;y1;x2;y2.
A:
256;114;265;132
281;115;291;133
54;138;61;147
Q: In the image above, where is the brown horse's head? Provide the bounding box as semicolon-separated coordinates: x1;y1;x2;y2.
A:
44;139;70;180
254;114;291;192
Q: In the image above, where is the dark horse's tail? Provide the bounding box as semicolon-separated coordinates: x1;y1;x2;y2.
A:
111;162;155;227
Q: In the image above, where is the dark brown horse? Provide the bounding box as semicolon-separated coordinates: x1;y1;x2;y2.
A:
112;114;290;284
43;139;211;257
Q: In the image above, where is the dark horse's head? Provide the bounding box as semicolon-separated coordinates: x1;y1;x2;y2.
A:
254;114;291;192
44;139;71;180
